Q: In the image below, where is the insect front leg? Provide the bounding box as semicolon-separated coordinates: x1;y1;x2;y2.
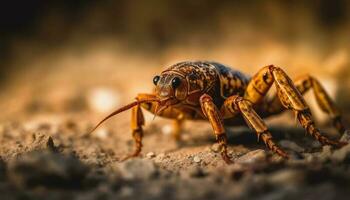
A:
120;104;145;161
120;93;158;161
200;94;232;164
244;65;345;147
221;95;289;158
172;115;184;142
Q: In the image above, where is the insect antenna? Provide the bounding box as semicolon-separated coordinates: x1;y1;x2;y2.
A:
89;98;159;134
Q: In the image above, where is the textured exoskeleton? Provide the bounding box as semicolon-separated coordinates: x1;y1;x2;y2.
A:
91;61;346;163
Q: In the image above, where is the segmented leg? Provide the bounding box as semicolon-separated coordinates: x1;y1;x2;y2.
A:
120;93;187;160
221;95;289;158
244;65;345;147
120;103;145;161
296;75;345;133
172;114;184;141
200;94;232;164
265;75;345;134
118;93;160;161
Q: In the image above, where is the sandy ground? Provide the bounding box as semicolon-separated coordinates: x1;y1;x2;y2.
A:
0;106;349;200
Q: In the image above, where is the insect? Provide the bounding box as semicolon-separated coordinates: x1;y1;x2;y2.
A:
91;61;346;164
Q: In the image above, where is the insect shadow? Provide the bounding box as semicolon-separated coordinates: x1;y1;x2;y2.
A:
176;126;307;148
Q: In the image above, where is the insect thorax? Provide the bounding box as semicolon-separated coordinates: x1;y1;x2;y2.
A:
166;61;250;100
210;62;250;99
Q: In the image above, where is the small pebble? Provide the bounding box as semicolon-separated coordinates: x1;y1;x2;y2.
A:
146;152;156;159
193;156;201;163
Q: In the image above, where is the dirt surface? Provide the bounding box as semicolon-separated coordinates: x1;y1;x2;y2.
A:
0;109;350;200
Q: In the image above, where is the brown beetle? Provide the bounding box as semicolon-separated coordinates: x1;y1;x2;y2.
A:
91;61;346;163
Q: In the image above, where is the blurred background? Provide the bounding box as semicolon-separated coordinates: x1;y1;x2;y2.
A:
0;0;350;125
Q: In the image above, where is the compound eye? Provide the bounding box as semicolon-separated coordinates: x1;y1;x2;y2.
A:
171;77;181;89
153;75;160;85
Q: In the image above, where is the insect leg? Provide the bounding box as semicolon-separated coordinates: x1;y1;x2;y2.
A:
266;75;346;134
200;94;232;164
120;103;145;161
296;75;345;133
172;114;184;141
89;93;160;161
221;95;289;158
245;65;345;147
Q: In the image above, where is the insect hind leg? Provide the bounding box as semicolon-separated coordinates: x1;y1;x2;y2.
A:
262;75;346;134
244;65;345;147
295;75;345;134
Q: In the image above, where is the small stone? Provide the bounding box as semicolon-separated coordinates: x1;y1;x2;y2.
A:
237;149;267;164
193;156;201;163
146;152;156;159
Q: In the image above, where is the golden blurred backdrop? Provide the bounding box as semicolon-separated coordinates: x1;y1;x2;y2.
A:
0;0;349;124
